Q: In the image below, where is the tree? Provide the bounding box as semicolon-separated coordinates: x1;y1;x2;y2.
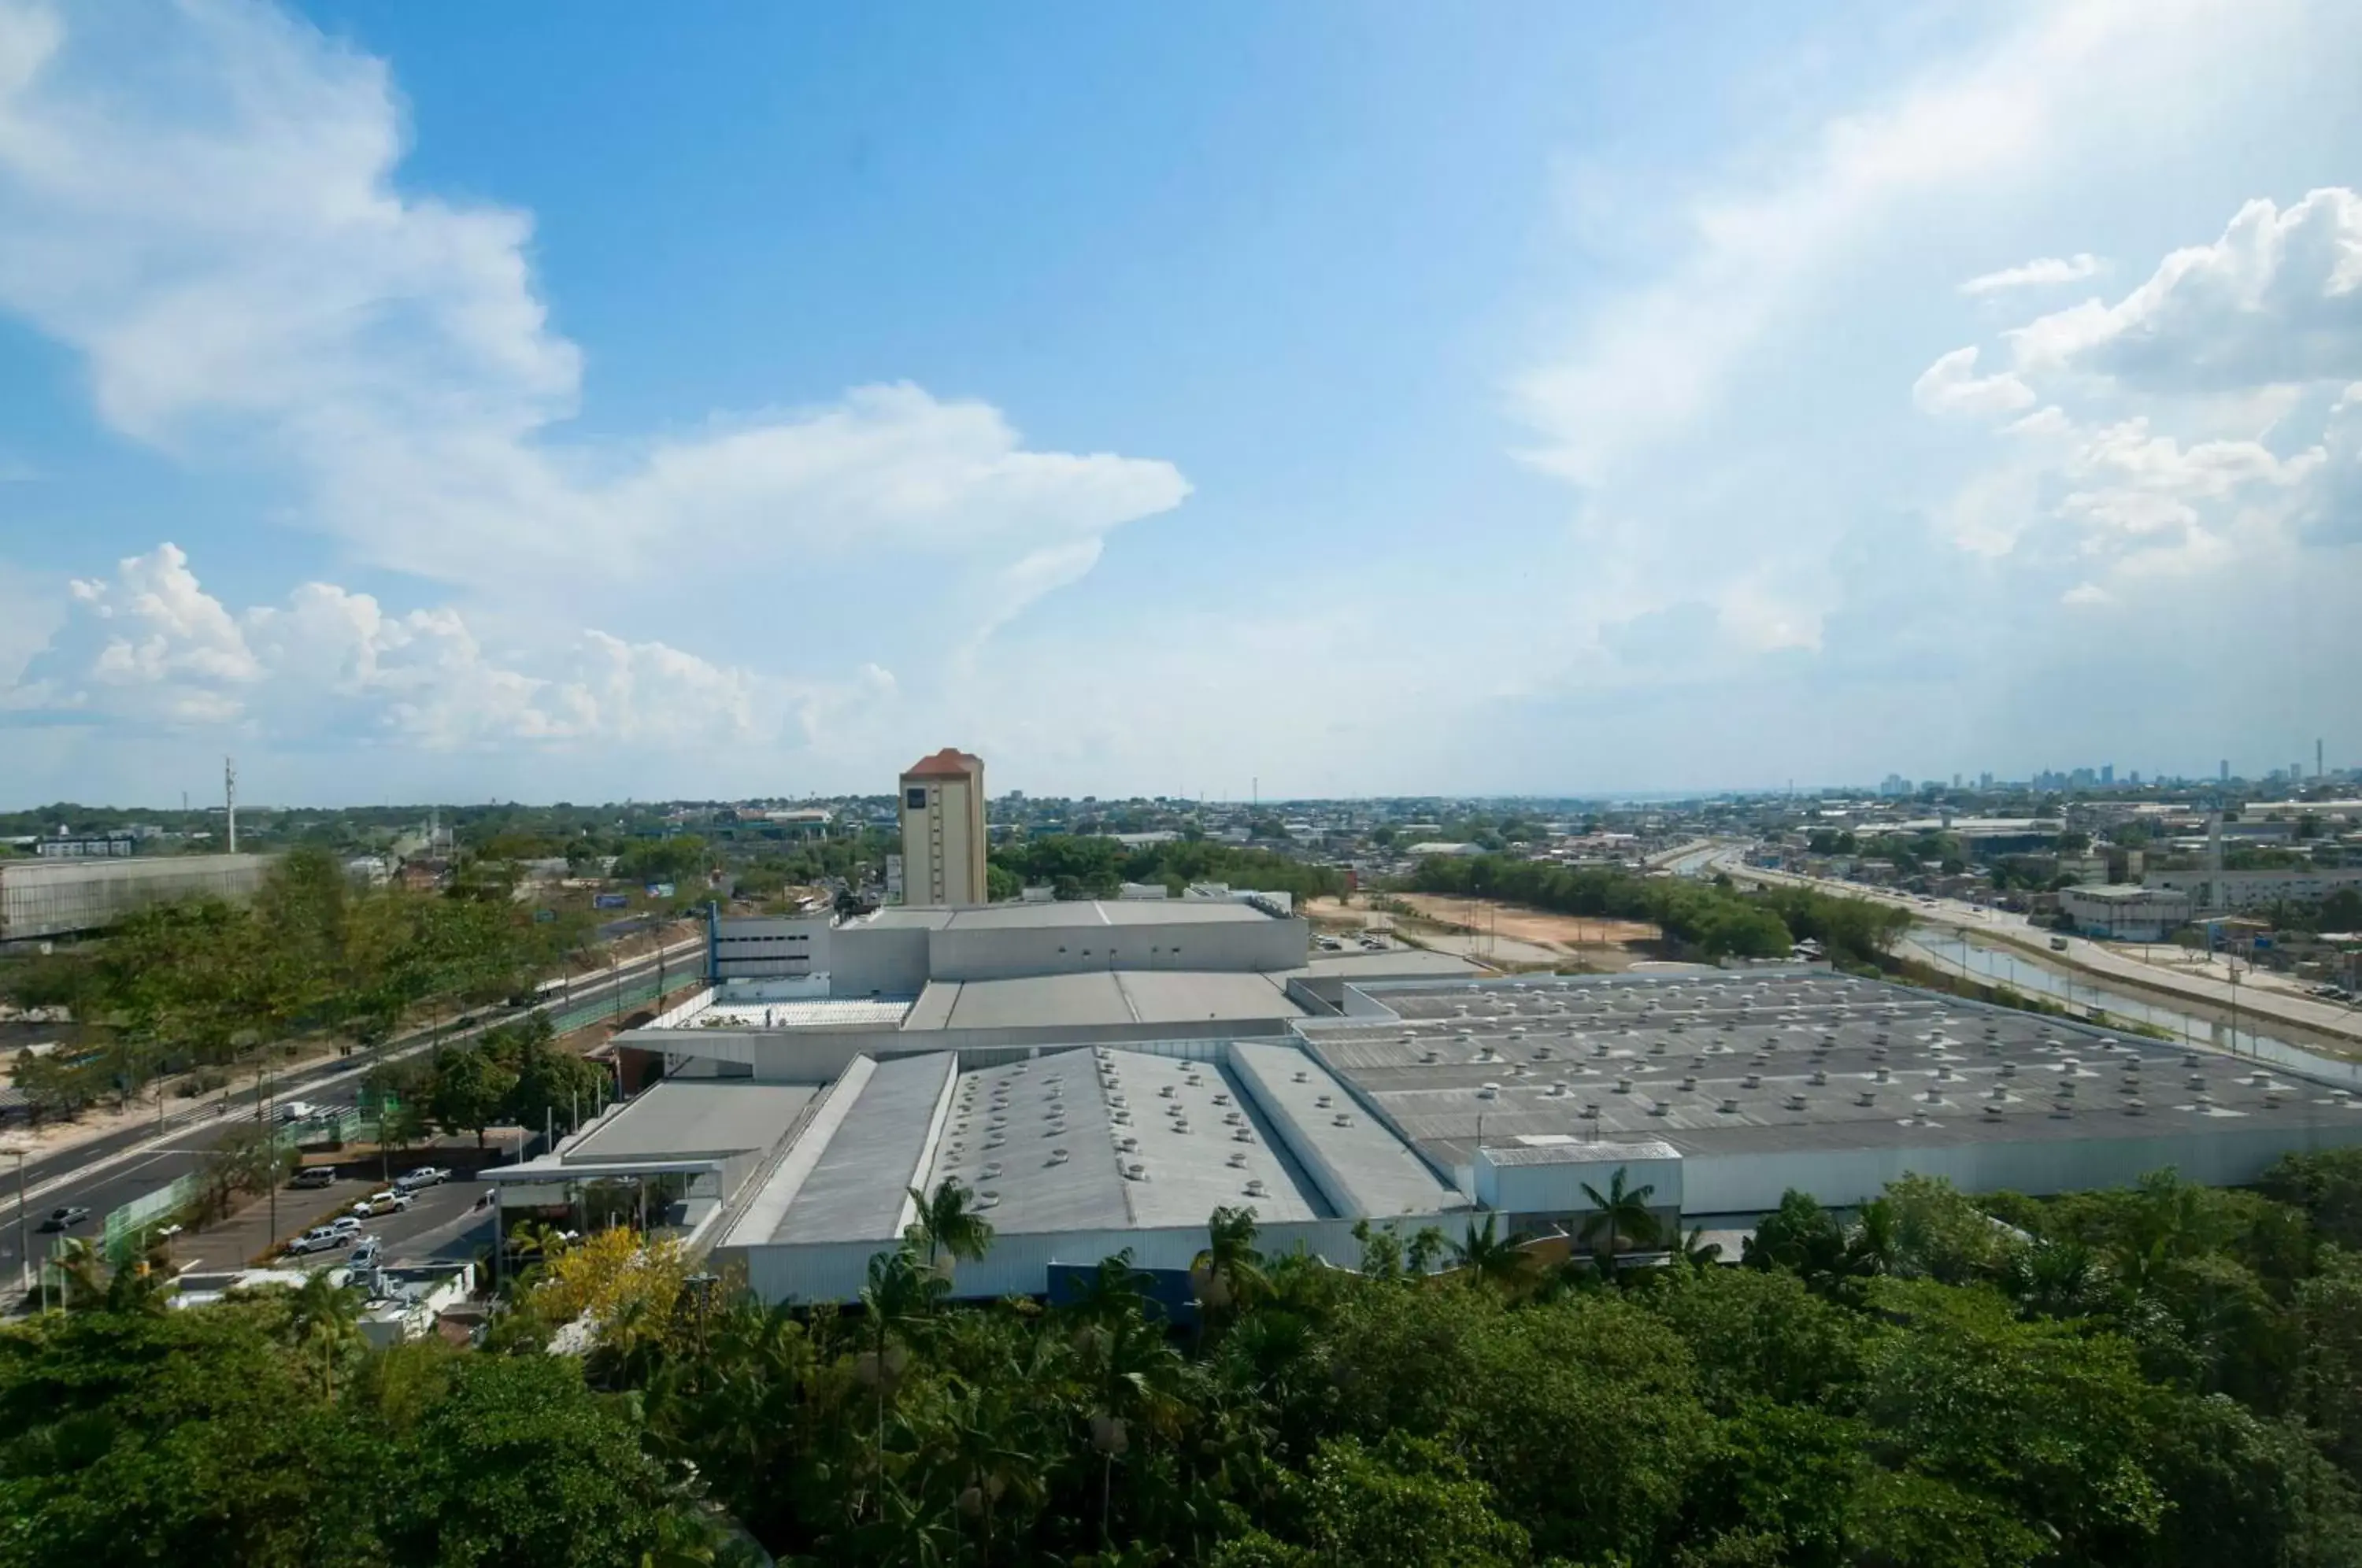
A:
1579;1166;1660;1279
905;1177;997;1284
1293;1433;1531;1567
283;1268;366;1399
1192;1205;1270;1314
427;1041;517;1147
1448;1214;1539;1294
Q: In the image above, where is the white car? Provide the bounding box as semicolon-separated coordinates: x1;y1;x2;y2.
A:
394;1166;451;1192
350;1190;413;1219
288;1226;346;1255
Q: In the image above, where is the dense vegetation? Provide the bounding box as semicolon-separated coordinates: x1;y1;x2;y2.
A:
990;836;1350;904
1407;855;1911;967
10;1150;2362;1566
3;849;590;1122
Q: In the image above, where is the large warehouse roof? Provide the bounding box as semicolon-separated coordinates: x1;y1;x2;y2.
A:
1304;971;2362;1174
903;970;1304;1031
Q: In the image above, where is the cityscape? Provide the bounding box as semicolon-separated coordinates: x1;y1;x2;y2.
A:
3;3;2361;1566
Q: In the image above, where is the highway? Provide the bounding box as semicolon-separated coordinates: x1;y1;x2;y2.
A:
2;937;700;1285
1705;848;2362;1048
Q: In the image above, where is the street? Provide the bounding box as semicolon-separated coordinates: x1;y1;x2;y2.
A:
1;937;698;1289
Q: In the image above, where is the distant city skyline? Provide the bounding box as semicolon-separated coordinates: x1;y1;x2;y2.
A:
2;2;2357;805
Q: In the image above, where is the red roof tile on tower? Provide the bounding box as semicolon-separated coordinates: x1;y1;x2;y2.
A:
903;748;983;779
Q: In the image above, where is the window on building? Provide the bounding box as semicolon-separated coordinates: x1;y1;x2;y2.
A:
906;787;928;809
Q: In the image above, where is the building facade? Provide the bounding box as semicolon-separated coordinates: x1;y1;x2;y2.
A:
898;748;988;908
2058;883;2194;941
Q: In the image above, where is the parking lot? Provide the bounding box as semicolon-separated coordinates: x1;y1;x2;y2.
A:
160;1142;507;1274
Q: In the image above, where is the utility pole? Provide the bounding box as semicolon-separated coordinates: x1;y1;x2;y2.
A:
224;756;238;855
6;1148;26;1296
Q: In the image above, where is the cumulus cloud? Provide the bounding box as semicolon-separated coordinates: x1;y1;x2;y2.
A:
2;542;861;751
1916;190;2359;607
2008;187;2362;391
0;0;1187;709
1912;346;2038;416
1960;253;2102;294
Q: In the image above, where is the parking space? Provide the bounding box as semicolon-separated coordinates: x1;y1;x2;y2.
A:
163;1141;508;1274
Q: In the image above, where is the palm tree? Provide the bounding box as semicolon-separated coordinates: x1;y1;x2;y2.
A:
50;1237;105;1311
1675;1225;1724;1270
286;1268;365;1398
904;1177;996;1285
1579;1166;1660;1279
1448;1213;1538;1292
1190;1206;1268;1315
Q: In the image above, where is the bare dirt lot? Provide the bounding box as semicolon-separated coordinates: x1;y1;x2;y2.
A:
1390;895;1659;951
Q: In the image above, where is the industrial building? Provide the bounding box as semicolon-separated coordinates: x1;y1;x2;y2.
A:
2058;884;2194;942
0;853;274;944
2143;865;2362;914
491;965;2362;1304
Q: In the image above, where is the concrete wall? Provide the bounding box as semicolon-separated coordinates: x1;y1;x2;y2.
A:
711;914;831;982
1679;1119;2362;1217
721;1215;1372;1304
831;923;932;997
927;915;1307;982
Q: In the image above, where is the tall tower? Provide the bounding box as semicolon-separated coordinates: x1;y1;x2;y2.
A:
899;749;987;907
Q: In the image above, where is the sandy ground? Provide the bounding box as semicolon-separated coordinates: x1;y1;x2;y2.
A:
1390;894;1660;951
1308;894;1664;973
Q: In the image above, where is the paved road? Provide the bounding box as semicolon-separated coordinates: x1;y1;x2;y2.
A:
1715;851;2362;1046
1;938;699;1283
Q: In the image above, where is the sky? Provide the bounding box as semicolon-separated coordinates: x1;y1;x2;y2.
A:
0;0;2357;808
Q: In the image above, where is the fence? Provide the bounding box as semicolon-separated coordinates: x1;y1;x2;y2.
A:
102;1171;199;1263
545;976;668;1037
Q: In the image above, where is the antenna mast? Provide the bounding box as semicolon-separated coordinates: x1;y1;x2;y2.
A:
224;756;238;856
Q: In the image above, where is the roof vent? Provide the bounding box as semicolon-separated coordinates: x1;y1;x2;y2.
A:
1857;1090;1877;1107
1234;1128;1255;1142
1420;1048;1441;1063
1987;1085;2008;1100
1117;1135;1138;1152
2000;1063;2017;1078
1293;1071;1309;1083
2051;1098;2075;1119
1048;1148;1069;1165
1872;1067;1890;1083
1124;1163;1147;1182
1680;1074;1697;1091
1533;1045;1553;1060
1649;1099;1671;1116
2124;1099;2147;1116
1549;1079;1571;1096
1983;1103;2005;1118
1783;1093;1808;1111
1742;1073;1762;1089
1227;1151;1247;1168
1649;1041;1668;1056
1582;1101;1601;1119
1478;1082;1501;1100
2264;1090;2284;1108
1810;1067;1828;1085
980;1163;1002;1179
1212;1092;1231;1105
2183;1053;2203;1070
1331;1112;1352;1127
1719;1096;1740;1114
1245;1178;1268;1196
975;1192;1001;1210
2194;1093;2216;1111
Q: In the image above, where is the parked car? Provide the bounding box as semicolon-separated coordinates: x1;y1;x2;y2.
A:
394;1167;450;1192
350;1190;413;1219
288;1226;346;1255
345;1237;383;1270
328;1214;365;1235
39;1206;90;1232
290;1165;337;1189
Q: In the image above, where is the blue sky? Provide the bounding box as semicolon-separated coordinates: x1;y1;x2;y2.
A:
1;0;2357;806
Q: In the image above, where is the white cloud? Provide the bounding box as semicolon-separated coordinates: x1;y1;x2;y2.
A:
0;0;1187;720
2008;187;2362;390
5;542;850;751
1512;1;2214;484
2059;581;2113;606
1912;346;2038;416
1960;253;2101;294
